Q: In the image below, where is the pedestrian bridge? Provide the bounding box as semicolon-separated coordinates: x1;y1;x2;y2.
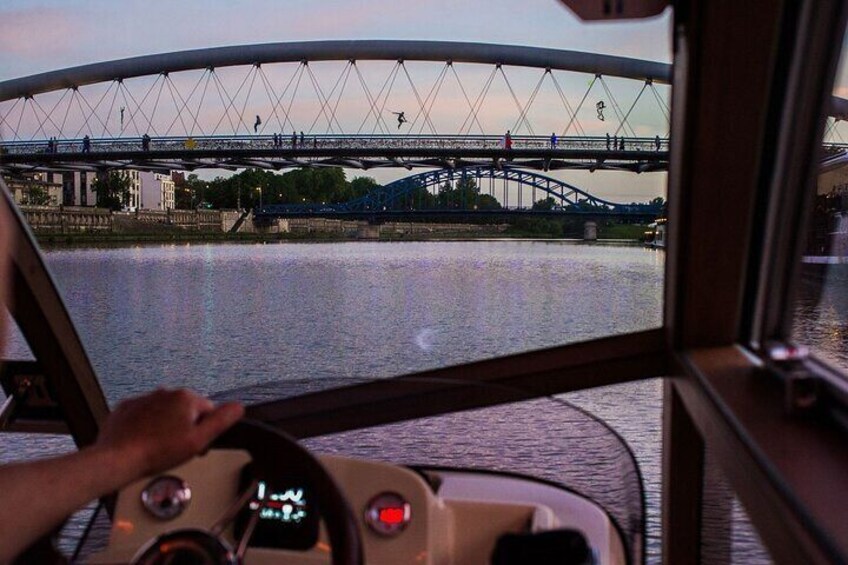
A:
0;40;673;174
1;39;845;180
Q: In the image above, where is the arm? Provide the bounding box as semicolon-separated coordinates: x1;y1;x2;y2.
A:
0;388;243;564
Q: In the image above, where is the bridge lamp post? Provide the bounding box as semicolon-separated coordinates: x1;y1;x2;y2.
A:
256;186;263;208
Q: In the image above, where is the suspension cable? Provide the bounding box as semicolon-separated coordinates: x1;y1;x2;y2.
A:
57;89;77;139
599;76;637;138
459;65;497;135
612;81;649;137
122;75;164;136
303;63;336;134
120;79;157;136
162;73;198;136
451;64;486;135
498;66;534;135
102;80;121;138
511;70;547;133
215;66;255;134
210;70;242;135
563;75;598;137
257;65;298;134
550;71;586;136
0;98;23;141
400;62;437;135
306;62;350;134
15;98;31;141
354;62;398;135
239;66;261;133
353;63;387;134
30;96;64;141
146;75;168;135
325;63;353;134
409;63;449;135
377;62;403;135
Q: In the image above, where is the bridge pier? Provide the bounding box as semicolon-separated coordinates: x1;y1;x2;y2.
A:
583;221;598;241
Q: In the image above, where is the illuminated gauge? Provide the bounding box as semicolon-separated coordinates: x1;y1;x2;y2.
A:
141;475;191;520
364;492;411;537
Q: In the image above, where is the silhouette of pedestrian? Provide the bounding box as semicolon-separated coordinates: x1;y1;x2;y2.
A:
613;135;618;151
619;137;625;151
392;111;407;129
655;135;661;151
142;134;151;151
120;107;125;129
606;133;611;150
550;132;558;148
254;115;262;133
505;130;512;150
82;135;90;153
292;132;297;148
272;133;278;147
300;131;305;144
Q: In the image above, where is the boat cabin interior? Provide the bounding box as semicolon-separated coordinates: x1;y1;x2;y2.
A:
1;0;847;564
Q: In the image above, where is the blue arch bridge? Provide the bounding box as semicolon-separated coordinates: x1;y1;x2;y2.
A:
255;166;662;221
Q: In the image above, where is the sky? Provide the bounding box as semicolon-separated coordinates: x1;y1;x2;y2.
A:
0;0;673;201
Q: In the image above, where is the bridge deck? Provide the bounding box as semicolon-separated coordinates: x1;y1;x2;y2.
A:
0;134;669;173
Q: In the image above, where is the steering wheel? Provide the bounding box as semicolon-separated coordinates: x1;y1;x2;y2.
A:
132;419;363;565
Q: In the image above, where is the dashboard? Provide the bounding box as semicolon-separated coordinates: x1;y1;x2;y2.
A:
88;449;625;564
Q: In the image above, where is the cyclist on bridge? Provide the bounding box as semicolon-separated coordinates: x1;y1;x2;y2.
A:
391;111;407;129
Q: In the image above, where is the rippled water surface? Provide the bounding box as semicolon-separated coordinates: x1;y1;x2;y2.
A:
0;241;783;563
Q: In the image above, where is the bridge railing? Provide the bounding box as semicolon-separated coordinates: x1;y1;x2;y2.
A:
0;134;671;156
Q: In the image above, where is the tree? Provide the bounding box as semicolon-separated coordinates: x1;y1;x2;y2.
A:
92;172;131;211
350;176;380;199
532;197;556;211
25;185;53;206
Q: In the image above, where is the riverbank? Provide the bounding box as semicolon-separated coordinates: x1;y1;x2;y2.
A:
20;204;650;245
36;229;647;246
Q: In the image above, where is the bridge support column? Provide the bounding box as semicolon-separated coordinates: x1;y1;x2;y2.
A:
583;221;598;241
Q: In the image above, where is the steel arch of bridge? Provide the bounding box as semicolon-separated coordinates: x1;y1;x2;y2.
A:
0;40;671;101
258;165;662;217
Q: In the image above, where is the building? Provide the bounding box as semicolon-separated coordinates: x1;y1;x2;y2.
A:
139;171;175;210
122;170;141;211
3;172;95;207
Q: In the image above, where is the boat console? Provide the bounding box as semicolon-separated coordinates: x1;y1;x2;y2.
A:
89;448;623;564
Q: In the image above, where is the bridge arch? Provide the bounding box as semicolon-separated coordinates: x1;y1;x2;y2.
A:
0;41;671;102
265;166;662;216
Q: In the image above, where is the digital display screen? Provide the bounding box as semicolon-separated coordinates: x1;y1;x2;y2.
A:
236;468;319;550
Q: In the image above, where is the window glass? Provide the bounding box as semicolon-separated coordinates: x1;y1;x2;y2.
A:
0;1;671;405
794;37;848;373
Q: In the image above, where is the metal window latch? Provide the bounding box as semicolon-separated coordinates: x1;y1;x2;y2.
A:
764;342;818;415
0;377;33;430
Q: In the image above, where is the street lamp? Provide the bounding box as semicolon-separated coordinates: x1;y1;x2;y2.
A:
256;186;263;208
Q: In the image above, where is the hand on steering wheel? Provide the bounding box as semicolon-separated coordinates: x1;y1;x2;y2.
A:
132;419;363;565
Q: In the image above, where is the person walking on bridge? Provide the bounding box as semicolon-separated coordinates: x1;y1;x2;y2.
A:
254;115;262;133
550;132;558;149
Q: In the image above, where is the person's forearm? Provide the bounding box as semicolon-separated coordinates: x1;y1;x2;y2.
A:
0;445;137;563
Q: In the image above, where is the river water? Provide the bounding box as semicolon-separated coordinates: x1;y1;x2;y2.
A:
3;239;818;563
